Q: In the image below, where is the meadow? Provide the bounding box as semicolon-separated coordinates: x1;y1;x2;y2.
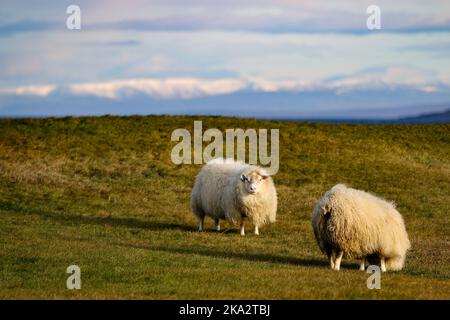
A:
0;115;449;299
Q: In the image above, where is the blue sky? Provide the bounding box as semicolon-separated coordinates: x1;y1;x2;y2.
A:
1;1;450;118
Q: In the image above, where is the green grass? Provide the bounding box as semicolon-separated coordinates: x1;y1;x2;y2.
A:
0;115;449;299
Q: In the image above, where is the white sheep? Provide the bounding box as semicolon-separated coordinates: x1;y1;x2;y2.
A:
191;158;277;235
312;184;410;272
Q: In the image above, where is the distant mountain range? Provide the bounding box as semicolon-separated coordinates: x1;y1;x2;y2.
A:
284;108;450;124
0;87;449;123
396;108;450;124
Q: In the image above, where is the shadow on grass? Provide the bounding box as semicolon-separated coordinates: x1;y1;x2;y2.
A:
117;242;330;268
3;203;194;232
4;203;354;269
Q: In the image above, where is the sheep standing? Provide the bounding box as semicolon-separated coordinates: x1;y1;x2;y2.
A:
312;184;410;271
191;158;277;235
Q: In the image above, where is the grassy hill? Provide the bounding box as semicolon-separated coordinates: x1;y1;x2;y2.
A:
0;115;449;299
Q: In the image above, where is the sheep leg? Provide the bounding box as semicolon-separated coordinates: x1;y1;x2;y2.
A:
240;221;245;236
198;216;205;232
254;225;259;235
380;257;387;272
328;251;335;270
334;251;344;271
214;218;220;231
359;258;366;271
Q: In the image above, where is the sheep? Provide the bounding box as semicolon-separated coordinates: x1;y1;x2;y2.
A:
312;184;410;272
191;158;277;235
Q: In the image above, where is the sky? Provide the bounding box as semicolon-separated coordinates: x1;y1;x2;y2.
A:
1;1;450;118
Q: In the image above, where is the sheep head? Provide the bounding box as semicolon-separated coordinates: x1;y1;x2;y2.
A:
240;168;270;195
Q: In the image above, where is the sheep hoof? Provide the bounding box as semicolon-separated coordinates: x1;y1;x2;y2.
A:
214;219;220;231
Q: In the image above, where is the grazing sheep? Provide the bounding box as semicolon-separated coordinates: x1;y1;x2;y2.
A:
312;184;410;271
191;158;277;235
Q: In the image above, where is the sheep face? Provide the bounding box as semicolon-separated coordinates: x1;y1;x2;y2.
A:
240;171;269;195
